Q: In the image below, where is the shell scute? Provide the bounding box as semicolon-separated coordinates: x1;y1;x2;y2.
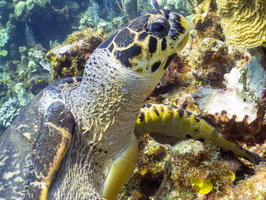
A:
0;78;76;199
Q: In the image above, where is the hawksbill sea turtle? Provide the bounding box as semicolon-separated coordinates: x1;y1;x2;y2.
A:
0;8;262;200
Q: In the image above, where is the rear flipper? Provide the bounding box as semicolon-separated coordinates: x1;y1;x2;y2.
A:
134;104;262;165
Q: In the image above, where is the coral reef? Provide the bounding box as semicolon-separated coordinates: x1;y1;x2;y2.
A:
0;43;49;135
224;48;266;106
158;0;193;17
0;28;8;48
0;0;123;135
193;87;257;124
123;0;138;19
118;135;266;200
133;0;266;199
14;1;26;17
192;46;266;144
0;98;21;128
216;0;266;49
0;0;265;198
147;0;266;143
79;0;124;32
46;28;104;80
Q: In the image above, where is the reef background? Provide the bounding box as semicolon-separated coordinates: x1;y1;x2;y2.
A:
0;0;265;199
0;0;189;133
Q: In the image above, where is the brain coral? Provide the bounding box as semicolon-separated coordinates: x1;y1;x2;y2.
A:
216;0;266;49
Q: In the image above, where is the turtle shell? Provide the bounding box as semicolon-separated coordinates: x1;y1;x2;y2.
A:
0;77;81;199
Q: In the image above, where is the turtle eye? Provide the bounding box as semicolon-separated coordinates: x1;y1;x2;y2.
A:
146;18;170;38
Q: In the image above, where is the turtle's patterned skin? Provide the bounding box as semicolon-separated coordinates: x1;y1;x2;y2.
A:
0;9;262;200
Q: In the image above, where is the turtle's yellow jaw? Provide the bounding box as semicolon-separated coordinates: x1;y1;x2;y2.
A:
98;9;194;80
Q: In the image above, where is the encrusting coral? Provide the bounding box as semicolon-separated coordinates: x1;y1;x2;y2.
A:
128;1;266;199
118;135;266;200
14;1;26;17
0;98;21;128
0;0;265;198
0;42;49;136
46;28;104;80
216;0;266;49
0;28;9;48
43;1;266;199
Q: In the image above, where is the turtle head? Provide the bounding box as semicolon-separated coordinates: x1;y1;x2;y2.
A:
98;9;194;79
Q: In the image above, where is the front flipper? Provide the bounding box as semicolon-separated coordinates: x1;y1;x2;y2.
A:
0;79;76;199
134;104;262;165
101;134;138;200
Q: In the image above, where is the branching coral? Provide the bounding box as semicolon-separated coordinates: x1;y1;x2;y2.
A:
216;0;266;49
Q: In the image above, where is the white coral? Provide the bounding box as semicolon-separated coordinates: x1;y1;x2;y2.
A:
0;98;21;127
194;86;257;123
0;28;8;47
224;48;266;105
